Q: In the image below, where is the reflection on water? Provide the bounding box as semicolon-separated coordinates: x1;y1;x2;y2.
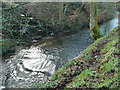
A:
100;18;118;35
1;18;119;88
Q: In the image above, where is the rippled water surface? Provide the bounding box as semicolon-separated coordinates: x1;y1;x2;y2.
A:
0;18;118;88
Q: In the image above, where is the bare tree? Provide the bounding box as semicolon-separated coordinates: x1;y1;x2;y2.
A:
90;1;103;40
59;2;64;24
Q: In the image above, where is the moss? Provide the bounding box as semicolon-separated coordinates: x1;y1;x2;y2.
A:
90;23;103;40
0;39;14;54
33;26;119;88
66;69;93;88
0;39;25;55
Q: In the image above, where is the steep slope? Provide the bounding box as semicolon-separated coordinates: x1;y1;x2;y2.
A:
33;26;119;88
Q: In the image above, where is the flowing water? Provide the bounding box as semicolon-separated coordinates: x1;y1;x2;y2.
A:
0;18;118;88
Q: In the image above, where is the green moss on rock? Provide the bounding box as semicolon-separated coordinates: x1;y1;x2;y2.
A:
0;39;25;55
0;39;14;54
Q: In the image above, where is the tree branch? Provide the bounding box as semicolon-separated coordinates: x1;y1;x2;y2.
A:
2;2;29;11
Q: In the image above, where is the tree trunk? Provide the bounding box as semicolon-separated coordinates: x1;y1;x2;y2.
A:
59;2;63;24
90;2;103;40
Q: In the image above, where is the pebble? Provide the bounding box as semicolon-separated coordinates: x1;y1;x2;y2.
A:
0;86;5;90
32;40;38;43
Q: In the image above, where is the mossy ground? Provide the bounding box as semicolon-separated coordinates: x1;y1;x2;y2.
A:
0;39;14;55
32;26;120;88
1;39;25;55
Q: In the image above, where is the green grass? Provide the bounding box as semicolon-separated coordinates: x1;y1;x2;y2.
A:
31;25;120;88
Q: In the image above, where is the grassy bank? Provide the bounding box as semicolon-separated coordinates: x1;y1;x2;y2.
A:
32;26;120;88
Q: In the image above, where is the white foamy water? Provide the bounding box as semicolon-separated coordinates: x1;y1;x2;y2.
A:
20;46;56;75
1;18;119;88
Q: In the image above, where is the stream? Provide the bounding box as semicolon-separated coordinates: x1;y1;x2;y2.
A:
0;18;118;88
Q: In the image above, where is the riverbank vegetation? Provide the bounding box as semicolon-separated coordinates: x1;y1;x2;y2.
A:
1;2;116;55
1;2;119;89
31;25;120;88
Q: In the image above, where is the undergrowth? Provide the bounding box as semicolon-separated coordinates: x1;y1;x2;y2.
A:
31;26;120;88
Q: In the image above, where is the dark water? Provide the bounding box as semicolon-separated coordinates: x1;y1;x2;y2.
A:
0;18;118;88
